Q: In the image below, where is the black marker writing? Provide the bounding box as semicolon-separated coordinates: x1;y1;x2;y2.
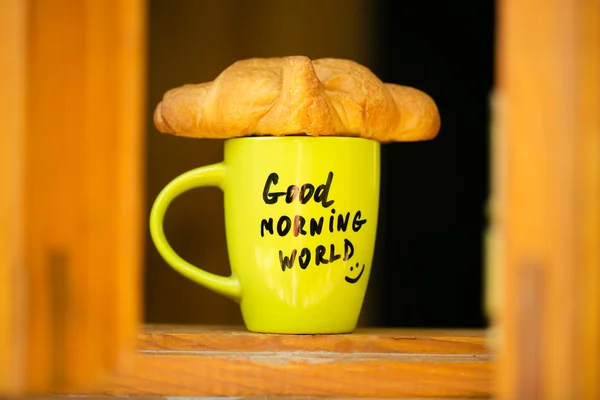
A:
260;171;367;276
262;171;335;208
277;239;354;271
260;210;366;238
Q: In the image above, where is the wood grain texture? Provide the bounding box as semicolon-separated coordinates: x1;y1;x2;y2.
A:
0;0;146;393
494;0;600;398
64;326;494;398
0;0;27;392
20;397;492;400
138;325;490;354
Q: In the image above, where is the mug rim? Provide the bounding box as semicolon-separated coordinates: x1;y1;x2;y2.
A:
224;135;380;144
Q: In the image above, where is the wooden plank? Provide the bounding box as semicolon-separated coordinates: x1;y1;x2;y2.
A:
28;397;492;400
577;2;600;395
63;326;494;398
138;325;490;354
0;0;27;392
0;0;146;393
494;0;600;398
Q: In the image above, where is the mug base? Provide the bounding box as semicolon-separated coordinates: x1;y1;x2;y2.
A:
244;323;357;335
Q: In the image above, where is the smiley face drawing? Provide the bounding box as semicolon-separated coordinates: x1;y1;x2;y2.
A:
345;262;366;284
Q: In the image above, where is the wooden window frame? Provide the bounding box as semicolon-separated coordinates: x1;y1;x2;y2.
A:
1;0;598;398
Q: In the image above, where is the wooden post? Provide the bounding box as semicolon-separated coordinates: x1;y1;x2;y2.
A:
0;0;146;393
493;0;600;398
0;0;27;391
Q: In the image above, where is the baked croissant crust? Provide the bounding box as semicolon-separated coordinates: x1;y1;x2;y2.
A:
154;56;440;143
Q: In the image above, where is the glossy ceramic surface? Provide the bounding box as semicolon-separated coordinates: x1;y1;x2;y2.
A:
150;136;380;333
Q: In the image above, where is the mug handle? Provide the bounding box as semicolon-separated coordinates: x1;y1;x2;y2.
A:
149;163;241;302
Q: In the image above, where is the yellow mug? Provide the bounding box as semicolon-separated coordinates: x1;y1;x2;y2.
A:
150;136;380;333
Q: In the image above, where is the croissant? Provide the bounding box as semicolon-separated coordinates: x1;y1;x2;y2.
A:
154;56;440;143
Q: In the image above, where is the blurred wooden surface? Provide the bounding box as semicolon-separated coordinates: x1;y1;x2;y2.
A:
0;0;27;392
0;0;146;393
493;0;600;398
16;397;490;400
61;326;494;398
145;0;377;327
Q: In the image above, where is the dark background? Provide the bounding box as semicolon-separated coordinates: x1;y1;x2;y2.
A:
144;0;495;329
368;0;494;328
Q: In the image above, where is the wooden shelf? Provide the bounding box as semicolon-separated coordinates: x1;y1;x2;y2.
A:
69;325;494;398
